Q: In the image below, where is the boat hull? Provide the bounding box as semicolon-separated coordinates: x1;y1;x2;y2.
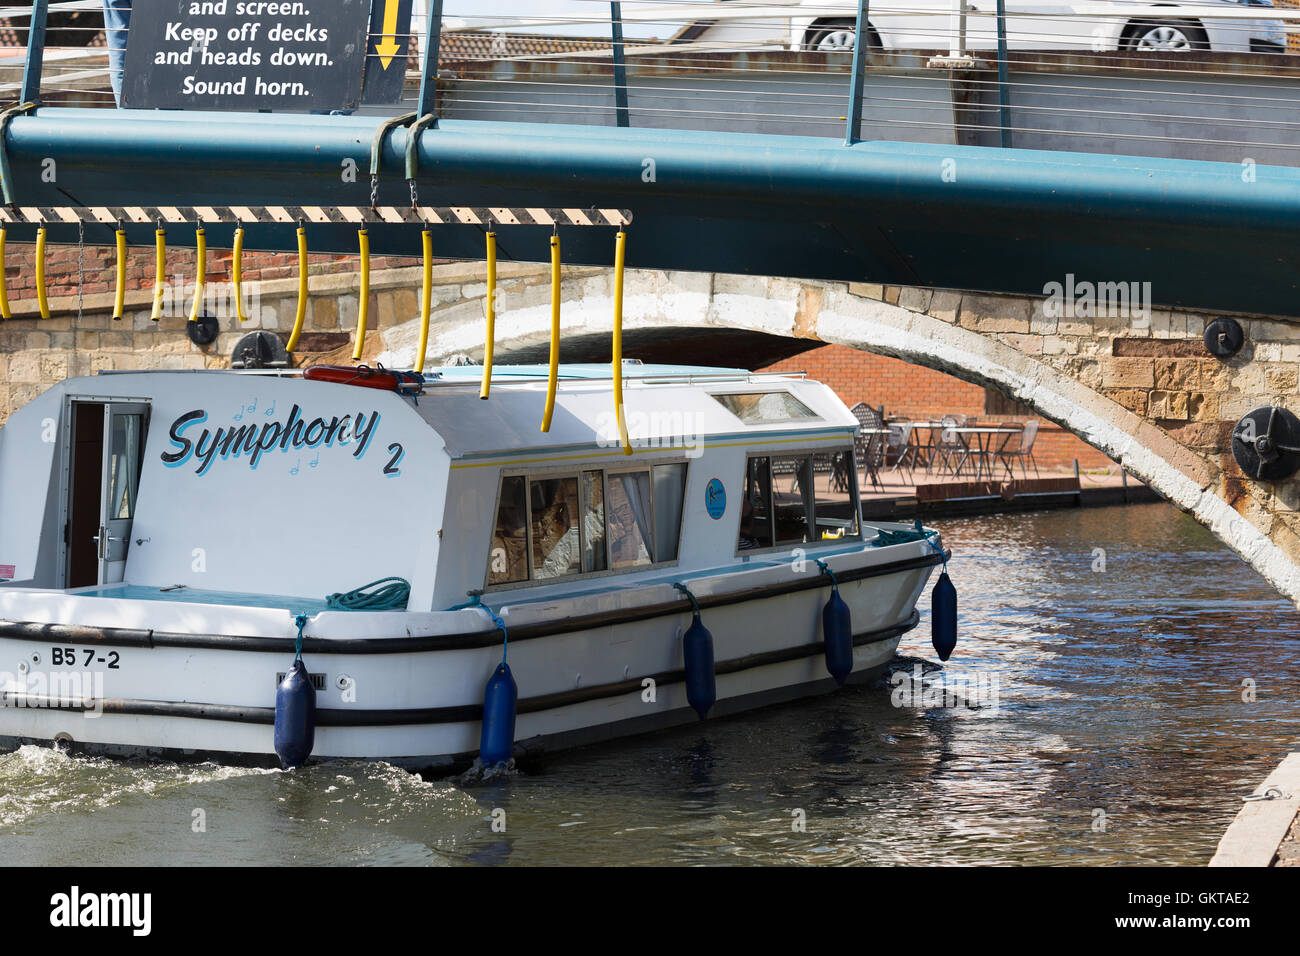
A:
0;553;937;770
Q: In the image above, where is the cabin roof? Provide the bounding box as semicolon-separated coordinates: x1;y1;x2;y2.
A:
412;364;856;459
80;365;856;460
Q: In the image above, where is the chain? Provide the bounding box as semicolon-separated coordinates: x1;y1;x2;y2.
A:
370;173;379;210
76;220;84;324
408;178;418;209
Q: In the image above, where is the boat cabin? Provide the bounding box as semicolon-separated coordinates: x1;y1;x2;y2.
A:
0;364;864;611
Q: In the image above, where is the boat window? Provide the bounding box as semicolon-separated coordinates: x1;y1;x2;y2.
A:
581;471;608;573
488;461;689;588
738;457;774;551
772;455;814;544
712;391;818;425
106;412;144;520
739;448;859;552
608;470;655;570
530;476;582;580
812;450;860;540
652;463;687;562
488;476;529;585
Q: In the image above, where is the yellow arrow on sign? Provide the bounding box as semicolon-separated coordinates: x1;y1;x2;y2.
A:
375;0;402;70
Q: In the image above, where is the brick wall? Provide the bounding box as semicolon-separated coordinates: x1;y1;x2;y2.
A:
761;343;1119;472
763;344;987;418
2;241;419;302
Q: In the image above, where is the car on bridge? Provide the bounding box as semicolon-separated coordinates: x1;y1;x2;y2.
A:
779;0;1290;54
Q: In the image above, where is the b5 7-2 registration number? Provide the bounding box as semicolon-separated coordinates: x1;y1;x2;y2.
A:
49;648;121;669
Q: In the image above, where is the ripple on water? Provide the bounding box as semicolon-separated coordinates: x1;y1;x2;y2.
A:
0;503;1296;865
0;744;271;829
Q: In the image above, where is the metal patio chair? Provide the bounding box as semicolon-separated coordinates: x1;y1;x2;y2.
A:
931;413;968;476
850;402;885;491
886;421;917;476
997;419;1041;479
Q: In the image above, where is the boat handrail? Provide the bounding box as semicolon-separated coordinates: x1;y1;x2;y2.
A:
92;368;810;386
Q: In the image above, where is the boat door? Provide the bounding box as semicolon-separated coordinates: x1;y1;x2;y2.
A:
65;401;150;588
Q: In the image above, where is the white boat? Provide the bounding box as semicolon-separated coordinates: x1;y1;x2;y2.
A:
0;362;947;770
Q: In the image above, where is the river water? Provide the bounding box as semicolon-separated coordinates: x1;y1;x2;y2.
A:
2;502;1297;866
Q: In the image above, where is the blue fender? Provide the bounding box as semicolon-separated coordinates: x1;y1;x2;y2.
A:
479;662;518;767
823;589;853;685
273;659;316;770
683;613;716;719
931;572;958;661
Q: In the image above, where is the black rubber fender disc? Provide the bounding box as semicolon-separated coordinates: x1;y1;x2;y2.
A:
186;312;220;347
1204;317;1245;358
1231;406;1300;481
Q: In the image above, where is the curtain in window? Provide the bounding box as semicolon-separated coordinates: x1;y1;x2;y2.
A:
652;464;686;562
619;472;655;563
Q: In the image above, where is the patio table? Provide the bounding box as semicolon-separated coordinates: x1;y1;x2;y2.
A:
946;426;1022;481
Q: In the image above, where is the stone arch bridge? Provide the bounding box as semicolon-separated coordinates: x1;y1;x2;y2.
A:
374;265;1300;607
2;262;1297;606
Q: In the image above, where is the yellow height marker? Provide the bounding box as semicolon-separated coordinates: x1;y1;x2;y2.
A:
541;233;562;432
480;231;497;400
111;227;127;321
612;230;631;456
415;229;433;374
286;225;308;353
232;226;247;322
188;227;206;323
0;228;10;320
352;228;370;361
151;228;166;321
35;227;50;319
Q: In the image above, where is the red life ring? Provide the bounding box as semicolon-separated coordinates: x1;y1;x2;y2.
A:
303;365;423;394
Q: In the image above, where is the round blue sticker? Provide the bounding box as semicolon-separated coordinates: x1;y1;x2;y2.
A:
705;478;726;519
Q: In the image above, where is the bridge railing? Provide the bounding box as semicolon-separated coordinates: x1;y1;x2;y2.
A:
4;0;1300;158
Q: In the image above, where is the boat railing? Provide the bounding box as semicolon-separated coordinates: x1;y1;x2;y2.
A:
93;368;810;387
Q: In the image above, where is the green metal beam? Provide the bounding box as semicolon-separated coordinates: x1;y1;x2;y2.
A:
3;108;1298;319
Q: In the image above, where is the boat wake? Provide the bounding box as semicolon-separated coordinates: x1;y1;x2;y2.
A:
0;744;271;828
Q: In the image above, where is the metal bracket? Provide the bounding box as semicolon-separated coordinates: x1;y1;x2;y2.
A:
368;111;416;207
404;113;439;204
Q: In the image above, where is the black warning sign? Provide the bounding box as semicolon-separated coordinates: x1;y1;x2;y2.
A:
122;0;371;112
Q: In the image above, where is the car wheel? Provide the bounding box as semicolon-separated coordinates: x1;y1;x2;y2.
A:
1123;20;1210;52
805;20;880;53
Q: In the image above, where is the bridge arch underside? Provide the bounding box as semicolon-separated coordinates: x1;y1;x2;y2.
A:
382;271;1300;608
